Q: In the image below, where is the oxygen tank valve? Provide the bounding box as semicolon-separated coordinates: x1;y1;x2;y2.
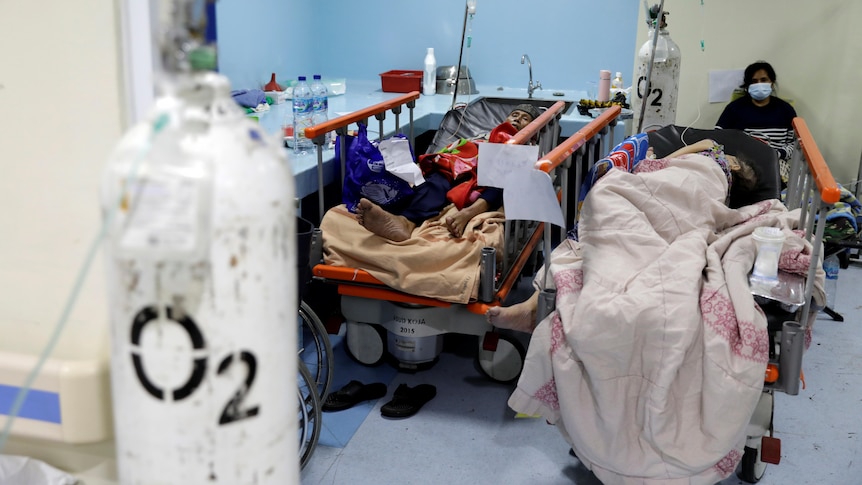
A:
647;4;669;29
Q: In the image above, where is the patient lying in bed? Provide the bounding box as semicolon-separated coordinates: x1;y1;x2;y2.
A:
496;135;821;483
356;104;541;241
488;136;758;332
321;104;542;304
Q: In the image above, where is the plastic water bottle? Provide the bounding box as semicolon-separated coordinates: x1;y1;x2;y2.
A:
292;76;313;152
310;74;330;146
823;253;839;308
611;72;624;91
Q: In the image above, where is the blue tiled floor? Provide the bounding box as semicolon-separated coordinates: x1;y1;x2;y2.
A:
301;262;862;485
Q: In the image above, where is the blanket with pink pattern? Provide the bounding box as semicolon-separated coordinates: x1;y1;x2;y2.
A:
508;154;823;484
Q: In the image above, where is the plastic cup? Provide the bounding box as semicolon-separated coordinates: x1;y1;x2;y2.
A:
751;226;786;283
282;114;294;148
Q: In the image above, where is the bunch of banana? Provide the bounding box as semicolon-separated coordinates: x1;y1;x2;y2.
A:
578;99;622;108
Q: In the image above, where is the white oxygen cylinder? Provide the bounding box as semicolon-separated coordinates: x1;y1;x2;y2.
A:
423;47;437;95
101;71;298;484
631;9;681;133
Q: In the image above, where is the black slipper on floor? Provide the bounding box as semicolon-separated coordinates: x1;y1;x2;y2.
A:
322;380;387;412
380;383;437;418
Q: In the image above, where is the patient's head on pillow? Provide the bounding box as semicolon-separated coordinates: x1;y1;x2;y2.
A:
727;154;758;193
507;104;542;131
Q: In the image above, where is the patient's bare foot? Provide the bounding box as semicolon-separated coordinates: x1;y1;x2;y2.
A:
486;291;539;333
356;198;415;242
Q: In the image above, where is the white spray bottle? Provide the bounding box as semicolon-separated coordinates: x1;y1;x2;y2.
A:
423;47;437;95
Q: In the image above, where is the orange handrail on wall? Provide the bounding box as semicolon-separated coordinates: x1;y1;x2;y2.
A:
792;117;841;205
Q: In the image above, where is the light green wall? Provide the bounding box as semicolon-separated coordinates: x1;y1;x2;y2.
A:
0;0;121;358
634;0;862;185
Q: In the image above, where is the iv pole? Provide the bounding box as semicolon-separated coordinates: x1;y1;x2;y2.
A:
451;0;476;110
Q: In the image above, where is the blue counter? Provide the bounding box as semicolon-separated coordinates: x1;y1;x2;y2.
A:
251;80;625;200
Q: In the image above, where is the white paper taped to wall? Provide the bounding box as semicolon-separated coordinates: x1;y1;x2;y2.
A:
476;143;564;227
708;69;744;103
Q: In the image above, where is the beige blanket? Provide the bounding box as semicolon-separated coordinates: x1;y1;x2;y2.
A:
508;155;822;484
320;204;505;304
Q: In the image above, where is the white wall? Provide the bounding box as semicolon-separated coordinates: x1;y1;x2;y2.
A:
0;0;123;360
634;0;862;184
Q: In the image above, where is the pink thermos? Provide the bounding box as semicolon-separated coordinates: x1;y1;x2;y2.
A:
598;70;611;102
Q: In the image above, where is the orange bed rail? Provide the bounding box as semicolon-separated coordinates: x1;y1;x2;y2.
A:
304;91;421;140
792;117;841;205
535;105;621;173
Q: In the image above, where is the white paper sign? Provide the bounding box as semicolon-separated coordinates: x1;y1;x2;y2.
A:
477;143;540;188
502;170;565;228
708;69;744;103
477;142;562;226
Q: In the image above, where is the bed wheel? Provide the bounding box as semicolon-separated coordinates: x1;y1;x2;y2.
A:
477;333;525;383
345;321;386;366
737;443;768;483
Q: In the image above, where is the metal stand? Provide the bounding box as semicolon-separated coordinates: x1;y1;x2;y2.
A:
635;0;665;134
451;1;474;110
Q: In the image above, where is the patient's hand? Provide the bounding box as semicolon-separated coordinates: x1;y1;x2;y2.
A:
666;138;718;159
434;198;490;238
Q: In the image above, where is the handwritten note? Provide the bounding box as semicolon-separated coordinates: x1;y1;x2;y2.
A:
477;143;539;188
476;143;564;227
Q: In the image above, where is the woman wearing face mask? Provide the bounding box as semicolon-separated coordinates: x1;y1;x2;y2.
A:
716;61;797;186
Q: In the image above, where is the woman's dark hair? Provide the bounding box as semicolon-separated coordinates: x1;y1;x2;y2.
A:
741;61;778;91
730;155;758;193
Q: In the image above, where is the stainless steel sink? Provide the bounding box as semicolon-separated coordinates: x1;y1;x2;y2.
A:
467;96;576;116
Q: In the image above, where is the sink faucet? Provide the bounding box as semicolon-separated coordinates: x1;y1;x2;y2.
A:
521;54;542;98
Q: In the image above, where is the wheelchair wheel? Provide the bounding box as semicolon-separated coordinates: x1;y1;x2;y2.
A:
297;360;322;469
299;300;334;399
345;321;387;366
476;333;526;383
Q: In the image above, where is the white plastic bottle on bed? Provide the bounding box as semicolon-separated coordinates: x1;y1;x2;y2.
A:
423;48;437;96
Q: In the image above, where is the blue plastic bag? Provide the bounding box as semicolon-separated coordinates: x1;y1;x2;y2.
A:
338;123;414;213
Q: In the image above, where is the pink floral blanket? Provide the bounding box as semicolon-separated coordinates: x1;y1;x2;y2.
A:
508;154;822;484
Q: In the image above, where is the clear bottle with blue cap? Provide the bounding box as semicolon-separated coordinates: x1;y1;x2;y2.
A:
310;75;330;146
293;76;314;152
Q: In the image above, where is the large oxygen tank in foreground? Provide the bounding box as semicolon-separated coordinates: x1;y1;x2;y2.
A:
631;6;681;133
101;71;298;484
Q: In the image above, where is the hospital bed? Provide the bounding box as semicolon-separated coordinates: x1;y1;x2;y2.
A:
305;93;622;382
651;122;836;481
509;118;840;483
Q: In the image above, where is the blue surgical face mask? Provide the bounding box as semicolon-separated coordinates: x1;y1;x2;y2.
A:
748;82;772;101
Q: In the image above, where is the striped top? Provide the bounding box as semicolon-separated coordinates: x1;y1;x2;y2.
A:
715;95;797;161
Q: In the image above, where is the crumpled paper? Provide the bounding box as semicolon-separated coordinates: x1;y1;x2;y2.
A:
0;455;79;485
378;137;425;187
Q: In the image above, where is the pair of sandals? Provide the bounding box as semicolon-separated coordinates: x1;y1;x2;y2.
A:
322;380;437;418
